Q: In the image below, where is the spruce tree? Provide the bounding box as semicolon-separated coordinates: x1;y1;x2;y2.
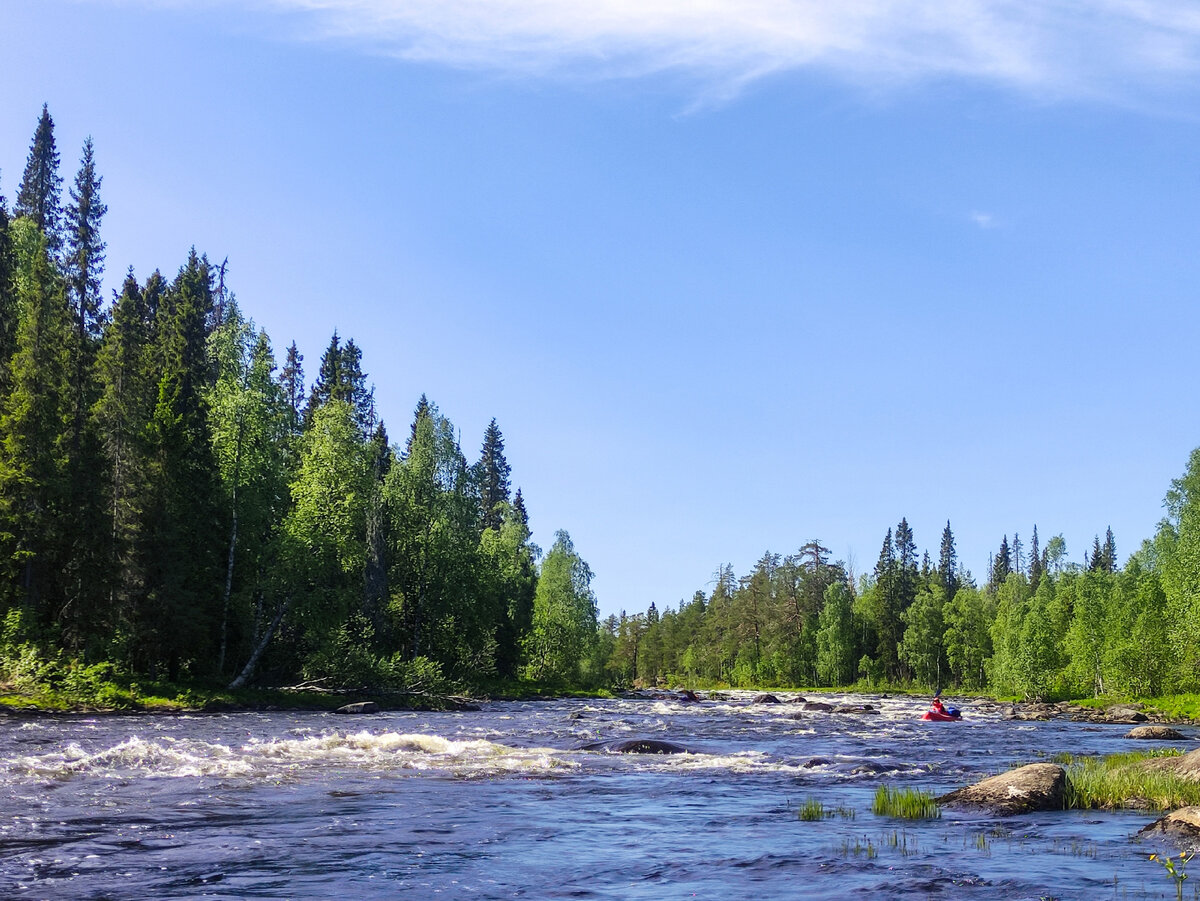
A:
1103;527;1117;573
476;418;511;532
15;105;63;253
141;250;222;678
1029;525;1044;590
512;487;530;530
894;517;919;613
991;535;1012;589
362;420;392;640
56;139;110;646
306;332;373;434
937;521;959;600
280;340;305;433
870;527;901;679
0;174;16;387
406;393;430;456
0;220;71;615
94;269;156;643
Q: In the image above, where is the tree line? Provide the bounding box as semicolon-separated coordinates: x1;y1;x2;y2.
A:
0;106;603;693
606;481;1200;699
4;106;1199;702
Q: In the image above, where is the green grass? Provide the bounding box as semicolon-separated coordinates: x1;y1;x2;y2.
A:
798;798;826;821
797;797;856;821
871;786;940;819
1144;693;1200;723
1063;749;1200;811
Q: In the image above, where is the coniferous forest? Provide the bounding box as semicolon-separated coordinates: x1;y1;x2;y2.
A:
3;107;1200;705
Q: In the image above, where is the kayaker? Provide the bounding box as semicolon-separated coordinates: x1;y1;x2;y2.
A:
930;696;947;716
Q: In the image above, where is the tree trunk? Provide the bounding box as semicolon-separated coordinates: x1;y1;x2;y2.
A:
228;597;289;690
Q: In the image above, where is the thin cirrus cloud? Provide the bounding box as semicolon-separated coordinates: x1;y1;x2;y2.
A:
107;0;1200;104
240;0;1200;101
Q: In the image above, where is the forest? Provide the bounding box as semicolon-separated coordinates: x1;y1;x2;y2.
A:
2;106;1200;704
0;107;602;699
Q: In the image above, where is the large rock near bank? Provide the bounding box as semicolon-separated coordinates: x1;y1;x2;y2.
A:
1143;748;1200;780
335;701;380;714
1138;807;1200;851
1126;725;1187;741
937;763;1066;815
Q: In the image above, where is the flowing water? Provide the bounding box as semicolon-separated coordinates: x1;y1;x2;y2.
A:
0;692;1194;900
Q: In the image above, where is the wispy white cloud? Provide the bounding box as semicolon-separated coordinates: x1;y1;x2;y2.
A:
970;211;996;229
123;1;1200;102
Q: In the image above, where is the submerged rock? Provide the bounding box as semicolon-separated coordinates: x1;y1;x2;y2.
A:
833;704;878;715
937;763;1066;815
1126;725;1187;741
677;690;701;703
334;701;380;715
803;702;834;712
580;739;691;755
752;694;781;705
1138;807;1200;851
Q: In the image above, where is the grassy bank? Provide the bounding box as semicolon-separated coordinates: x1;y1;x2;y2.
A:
1054;750;1200;811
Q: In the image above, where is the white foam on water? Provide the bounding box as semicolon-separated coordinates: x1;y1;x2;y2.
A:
2;731;578;782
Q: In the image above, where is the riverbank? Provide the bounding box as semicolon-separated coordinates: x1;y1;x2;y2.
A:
0;676;619;715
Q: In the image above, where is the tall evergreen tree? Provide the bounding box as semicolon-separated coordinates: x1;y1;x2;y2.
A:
306;332;374;434
937;520;959;600
1029;525;1044;590
512;487;529;530
476;418;511;532
93;269;156;646
140;250;222;678
991;535;1012;589
0;220;71;615
15;105;63;252
280;340;305;434
1103;526;1118;573
406;393;430;456
0;187;15;394
362;420;392;640
55;139;111;646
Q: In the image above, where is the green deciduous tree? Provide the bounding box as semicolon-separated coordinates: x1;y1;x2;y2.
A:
816;581;856;686
523;530;597;684
900;584;946;688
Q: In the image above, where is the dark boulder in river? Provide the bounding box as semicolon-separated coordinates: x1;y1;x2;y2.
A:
334;702;380;714
1138;807;1200;851
833;704;878;715
580;739;691;755
752;694;781;704
1125;725;1187;741
803;702;834;712
937;763;1066;815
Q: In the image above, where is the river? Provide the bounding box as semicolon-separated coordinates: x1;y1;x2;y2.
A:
0;691;1193;900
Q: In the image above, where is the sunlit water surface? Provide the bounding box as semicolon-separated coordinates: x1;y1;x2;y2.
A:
0;692;1195;899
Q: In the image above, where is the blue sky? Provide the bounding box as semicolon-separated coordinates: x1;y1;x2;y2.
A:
3;1;1199;616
